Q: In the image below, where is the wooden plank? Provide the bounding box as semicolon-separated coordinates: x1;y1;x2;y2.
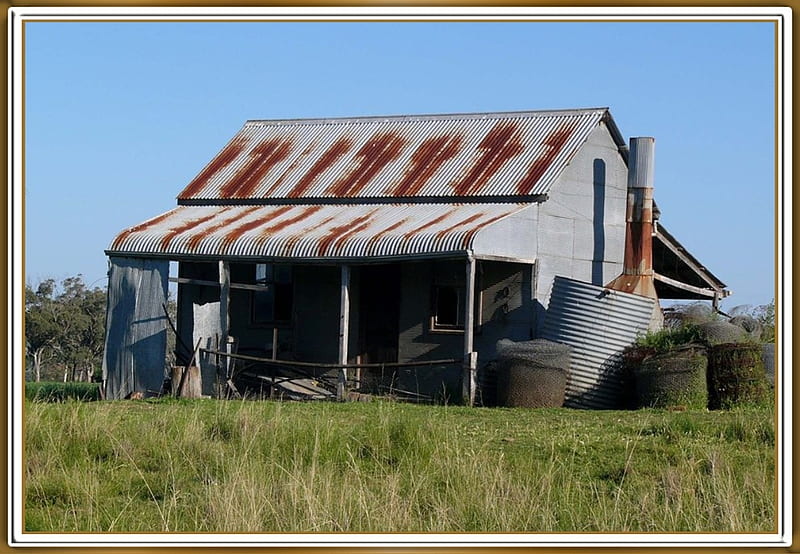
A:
653;272;718;298
200;348;459;369
246;374;335;399
169;276;272;293
177;339;202;398
337;265;351;400
225;379;242;399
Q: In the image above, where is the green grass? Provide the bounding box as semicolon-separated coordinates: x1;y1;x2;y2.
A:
25;381;101;403
24;399;776;533
633;324;704;353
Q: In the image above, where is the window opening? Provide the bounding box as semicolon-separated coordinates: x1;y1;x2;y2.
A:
432;285;464;330
252;264;293;324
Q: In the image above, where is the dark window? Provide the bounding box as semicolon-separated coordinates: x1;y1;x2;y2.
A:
252;264;293;324
432;285;463;330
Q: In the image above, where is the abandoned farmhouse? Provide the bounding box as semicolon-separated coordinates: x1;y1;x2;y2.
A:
102;108;729;408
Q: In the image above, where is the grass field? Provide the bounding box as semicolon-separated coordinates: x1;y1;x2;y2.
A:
24;398;776;534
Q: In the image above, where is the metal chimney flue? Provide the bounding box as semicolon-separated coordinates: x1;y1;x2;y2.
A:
605;137;658;299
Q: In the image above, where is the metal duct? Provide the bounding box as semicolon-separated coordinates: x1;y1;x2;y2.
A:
605;137;657;299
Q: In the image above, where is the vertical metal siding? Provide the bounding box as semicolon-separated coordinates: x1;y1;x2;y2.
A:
541;276;656;409
102;257;169;399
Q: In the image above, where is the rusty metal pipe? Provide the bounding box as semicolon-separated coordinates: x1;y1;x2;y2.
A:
606;137;657;298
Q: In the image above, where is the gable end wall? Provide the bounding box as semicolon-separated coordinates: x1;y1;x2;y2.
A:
534;122;628;333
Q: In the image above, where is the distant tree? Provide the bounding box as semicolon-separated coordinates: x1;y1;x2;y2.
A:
25;275;107;382
756;299;775;343
25;280;61;382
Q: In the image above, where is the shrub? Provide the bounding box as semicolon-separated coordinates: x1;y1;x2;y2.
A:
634;324;703;354
25;381;101;403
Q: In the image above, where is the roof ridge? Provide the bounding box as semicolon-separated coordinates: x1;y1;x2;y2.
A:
244;107;609;127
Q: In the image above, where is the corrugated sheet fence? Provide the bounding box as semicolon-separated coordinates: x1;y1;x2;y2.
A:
102;257;169;399
541;276;657;409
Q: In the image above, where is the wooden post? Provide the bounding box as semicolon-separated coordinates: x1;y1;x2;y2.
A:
219;261;231;399
463;256;477;406
338;265;351;400
218;261;230;343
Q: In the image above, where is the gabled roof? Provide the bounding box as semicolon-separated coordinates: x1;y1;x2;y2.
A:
176;108;621;202
108;203;528;261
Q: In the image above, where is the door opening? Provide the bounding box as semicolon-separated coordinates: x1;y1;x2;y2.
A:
358;264;400;364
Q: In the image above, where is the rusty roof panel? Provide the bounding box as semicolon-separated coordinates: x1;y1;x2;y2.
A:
108;203;528;260
176;108;609;201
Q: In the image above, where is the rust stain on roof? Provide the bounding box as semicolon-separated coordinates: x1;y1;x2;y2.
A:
184;206;261;252
262;143;315;197
402;210;456;242
159;211;221;251
392;135;462;197
327;132;406;197
366;217;410;254
111;210;177;250
434;213;484;243
254;206;323;248
287;138;352;198
220;138;293;199
317;209;379;256
452;122;523;196
178;137;247;199
219;205;293;250
460;211;514;248
281;215;338;257
515;124;577;194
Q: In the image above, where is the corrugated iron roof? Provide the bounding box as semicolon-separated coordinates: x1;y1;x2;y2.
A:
177;108;611;201
108;203;527;260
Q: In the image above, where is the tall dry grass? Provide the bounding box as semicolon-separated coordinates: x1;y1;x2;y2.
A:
24;399;776;533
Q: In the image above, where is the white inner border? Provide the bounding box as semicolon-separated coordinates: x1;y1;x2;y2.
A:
8;6;792;548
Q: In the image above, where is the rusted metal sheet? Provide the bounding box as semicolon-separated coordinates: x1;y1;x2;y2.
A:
175;108;608;201
107;203;528;260
541;276;657;410
606;137;657;298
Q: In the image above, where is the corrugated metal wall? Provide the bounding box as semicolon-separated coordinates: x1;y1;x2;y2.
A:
102;257;169;399
541;276;656;409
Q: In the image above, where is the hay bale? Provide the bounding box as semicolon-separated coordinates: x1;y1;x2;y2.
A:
619;346;657;410
634;345;708;410
708;343;771;409
762;343;775;386
697;320;748;346
676;303;714;325
729;315;763;340
495;339;570;408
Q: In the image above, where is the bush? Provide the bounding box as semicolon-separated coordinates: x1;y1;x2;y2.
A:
26;381;101;403
633;324;703;354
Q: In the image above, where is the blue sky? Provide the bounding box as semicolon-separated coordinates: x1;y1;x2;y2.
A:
24;18;777;308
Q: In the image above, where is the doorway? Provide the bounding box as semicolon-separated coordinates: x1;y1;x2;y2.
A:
358;264;400;364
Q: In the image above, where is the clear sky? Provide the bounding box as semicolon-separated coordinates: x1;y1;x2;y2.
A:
24;17;777;309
